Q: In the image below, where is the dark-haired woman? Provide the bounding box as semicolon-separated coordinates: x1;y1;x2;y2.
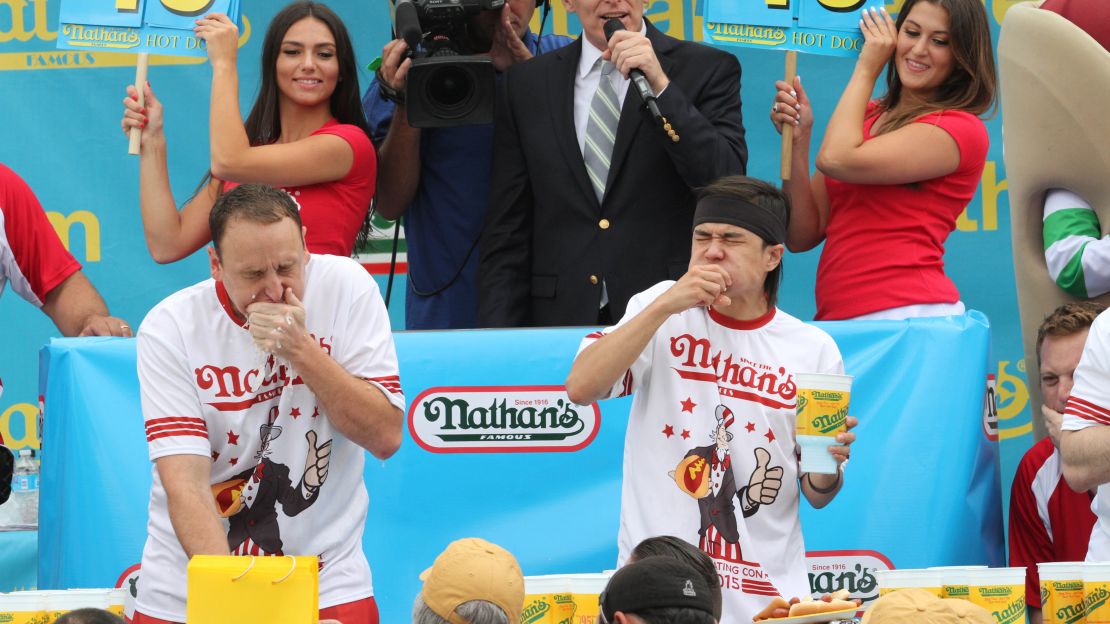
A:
121;2;374;262
771;0;996;320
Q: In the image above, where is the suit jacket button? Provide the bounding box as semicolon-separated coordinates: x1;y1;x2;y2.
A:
589;275;599;285
599;218;610;230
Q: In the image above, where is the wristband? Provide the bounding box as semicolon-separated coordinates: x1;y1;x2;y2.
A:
377;68;405;106
806;470;842;494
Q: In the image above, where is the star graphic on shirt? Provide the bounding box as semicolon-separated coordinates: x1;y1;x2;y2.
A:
680;429;691;440
290;407;302;419
662;424;675;438
764;429;776;443
227;430;240;445
229;457;239;466
680;398;696;413
312;406;320;418
745;422;756;433
211;450;220;462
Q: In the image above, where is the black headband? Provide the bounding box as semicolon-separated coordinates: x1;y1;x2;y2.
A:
693;196;787;245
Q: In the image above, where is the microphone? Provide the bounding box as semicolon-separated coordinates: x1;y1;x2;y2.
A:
394;0;422;51
603;18;663;124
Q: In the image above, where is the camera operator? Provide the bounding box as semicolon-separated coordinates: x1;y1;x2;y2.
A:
363;0;570;329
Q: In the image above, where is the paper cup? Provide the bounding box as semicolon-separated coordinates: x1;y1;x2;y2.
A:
875;569;944;598
0;591;48;624
523;575;571;624
107;587;128;617
965;567;1026;624
568;573;611;624
928;565;989;599
1084;563;1110;624
1040;562;1085;624
44;589;107;621
794;373;852;474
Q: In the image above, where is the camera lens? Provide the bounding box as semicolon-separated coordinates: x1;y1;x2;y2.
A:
426;65;475;114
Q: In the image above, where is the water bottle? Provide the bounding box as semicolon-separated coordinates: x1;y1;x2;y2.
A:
11;449;38;527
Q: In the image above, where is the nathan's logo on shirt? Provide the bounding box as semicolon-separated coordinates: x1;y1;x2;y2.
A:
192;337;333;411
408;386;600;453
806;550;892;608
669;334;797;409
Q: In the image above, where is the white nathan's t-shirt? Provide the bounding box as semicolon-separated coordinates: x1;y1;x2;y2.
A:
579;282;844;624
1062;309;1110;561
135;254;405;621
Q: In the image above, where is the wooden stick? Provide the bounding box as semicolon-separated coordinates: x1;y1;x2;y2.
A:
128;53;150;156
780;50;797;181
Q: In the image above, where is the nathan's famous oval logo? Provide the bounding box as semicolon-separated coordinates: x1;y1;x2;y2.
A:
408;386;601;454
806;550;894;609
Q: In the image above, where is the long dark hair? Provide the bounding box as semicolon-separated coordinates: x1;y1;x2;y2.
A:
874;0;997;135
246;1;370;143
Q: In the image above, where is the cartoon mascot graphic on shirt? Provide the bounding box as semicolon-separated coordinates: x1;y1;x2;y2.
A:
672;406;782;562
210;406;333;556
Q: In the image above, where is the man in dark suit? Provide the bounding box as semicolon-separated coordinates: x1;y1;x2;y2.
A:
478;0;746;327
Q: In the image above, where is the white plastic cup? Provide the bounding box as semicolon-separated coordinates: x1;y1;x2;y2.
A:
523;576;573;624
1038;562;1084;624
106;587;128;617
1084;563;1110;623
927;565;989;600
964;567;1026;624
875;568;944;598
794;372;853;475
0;591;47;624
44;589;107;621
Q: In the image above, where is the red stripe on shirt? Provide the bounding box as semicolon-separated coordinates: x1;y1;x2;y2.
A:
147;429;210;442
1070;395;1110;420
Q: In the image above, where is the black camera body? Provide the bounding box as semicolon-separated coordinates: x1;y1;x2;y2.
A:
399;0;505;128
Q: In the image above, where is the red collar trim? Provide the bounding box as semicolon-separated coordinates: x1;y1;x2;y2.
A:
215;281;249;329
709;305;776;330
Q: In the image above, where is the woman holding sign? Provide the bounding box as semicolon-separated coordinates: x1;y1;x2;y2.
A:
120;2;374;262
770;0;995;320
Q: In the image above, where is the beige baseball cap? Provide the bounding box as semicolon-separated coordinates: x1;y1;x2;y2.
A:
419;538;525;624
861;589;960;624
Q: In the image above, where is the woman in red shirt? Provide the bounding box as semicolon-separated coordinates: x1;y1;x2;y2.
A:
771;0;996;320
121;2;375;262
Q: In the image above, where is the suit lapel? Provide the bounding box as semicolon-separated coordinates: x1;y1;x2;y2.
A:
550;39;598;209
605;21;675;198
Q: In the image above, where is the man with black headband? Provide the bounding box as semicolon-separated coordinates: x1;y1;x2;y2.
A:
566;176;856;624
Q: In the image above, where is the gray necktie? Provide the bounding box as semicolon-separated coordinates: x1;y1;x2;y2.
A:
583;60;620;203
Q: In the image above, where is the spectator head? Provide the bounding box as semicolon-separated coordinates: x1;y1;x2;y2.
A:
246;1;370;145
413;538;525;624
52;608;126;624
877;0;997;132
1036;302;1105;430
861;588;991;624
600;556;716;624
207;184;308;319
628;536;723;620
693;176;789;308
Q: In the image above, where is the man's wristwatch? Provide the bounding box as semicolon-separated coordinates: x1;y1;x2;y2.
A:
377;69;405;106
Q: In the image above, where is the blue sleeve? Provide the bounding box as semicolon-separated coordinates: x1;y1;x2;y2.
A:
361;79;396;146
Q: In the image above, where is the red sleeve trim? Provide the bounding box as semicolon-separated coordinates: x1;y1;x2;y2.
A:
366;375;403;395
1066;395;1110;426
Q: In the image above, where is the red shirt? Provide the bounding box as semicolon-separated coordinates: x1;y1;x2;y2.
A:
225;120;375;257
0;163;81;306
817;104;988;320
1008;437;1096;608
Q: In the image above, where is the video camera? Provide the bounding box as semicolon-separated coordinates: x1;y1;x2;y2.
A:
395;0;506;128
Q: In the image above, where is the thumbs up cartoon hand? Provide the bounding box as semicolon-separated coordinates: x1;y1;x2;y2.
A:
303;430;332;492
746;447;783;507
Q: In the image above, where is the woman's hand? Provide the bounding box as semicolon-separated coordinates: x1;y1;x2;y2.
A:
856;6;897;79
194;13;240;70
770;75;813;145
121;82;164;142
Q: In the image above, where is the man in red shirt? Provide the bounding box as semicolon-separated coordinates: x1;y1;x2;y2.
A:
0;163;130;350
1009;302;1102;624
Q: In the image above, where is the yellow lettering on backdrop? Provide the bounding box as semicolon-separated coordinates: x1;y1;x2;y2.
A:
116;0;139;12
997;360;1031;440
0;0;54;43
767;0;789;8
957;160;1004;232
159;0;216;16
817;0;865;12
0;403;39;450
47;210;101;261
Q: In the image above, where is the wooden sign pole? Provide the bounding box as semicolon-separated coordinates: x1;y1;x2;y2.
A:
128;53;150;155
780;50;797;181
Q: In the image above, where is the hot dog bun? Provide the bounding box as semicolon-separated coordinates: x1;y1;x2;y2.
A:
752;597;790;621
787;598;859;617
